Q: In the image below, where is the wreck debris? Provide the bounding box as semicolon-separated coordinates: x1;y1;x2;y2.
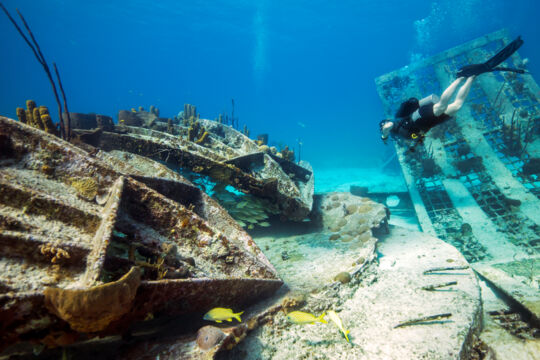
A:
394;313;453;328
423;266;470;275
44;266;142;333
420;281;458;291
72;116;314;221
0;116;282;350
375;28;540;261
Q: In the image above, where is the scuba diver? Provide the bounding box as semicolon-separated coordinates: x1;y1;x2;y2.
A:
380;36;525;150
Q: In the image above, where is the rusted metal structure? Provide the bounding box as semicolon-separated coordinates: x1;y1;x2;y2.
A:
0;116;282;351
72;115;314;222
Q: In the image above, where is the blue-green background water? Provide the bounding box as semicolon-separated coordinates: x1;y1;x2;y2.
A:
1;0;538;170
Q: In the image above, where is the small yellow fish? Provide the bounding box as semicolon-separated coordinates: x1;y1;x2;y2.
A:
203;307;243;323
327;310;350;342
286;311;327;325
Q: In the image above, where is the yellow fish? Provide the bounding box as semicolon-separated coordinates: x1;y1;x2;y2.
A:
286;311;327;325
327;310;350;342
203;307;243;323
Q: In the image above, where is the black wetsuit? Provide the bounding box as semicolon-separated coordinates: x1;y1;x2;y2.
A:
390;98;450;140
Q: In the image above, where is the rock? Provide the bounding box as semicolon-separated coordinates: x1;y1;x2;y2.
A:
196;325;226;350
334;271;351;284
281;292;307;313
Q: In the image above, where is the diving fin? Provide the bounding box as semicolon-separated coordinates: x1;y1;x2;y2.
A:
484;36;523;69
457;36;524;78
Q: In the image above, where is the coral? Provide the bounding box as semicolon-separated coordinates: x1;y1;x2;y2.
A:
345;204;358;214
39;106;59;136
33;107;43;129
196;130;209;145
183;103;197;121
257;134;268;145
196;325;226;350
39;243;71;264
43;266;142;333
187;119;210;145
70;177;99;200
17;101;59;135
26;100;36;125
357;204;373;213
281;292;306;313
149;105;160;117
242;125;250;137
334;272;351;284
280;146;295;162
41;164;54;176
16;107;26;123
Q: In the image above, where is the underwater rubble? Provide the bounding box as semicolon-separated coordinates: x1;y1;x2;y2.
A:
254;192;389;292
224;227;483;360
71;110;314;223
0;116;282;353
0;111;504;359
91;190;393;359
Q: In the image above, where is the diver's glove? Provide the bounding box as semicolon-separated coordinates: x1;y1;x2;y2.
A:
456;63;490;78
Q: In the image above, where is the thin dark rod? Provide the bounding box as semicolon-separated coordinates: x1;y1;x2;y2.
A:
15;8;66;139
0;3;42;65
16;8;47;63
54;63;71;140
0;2;67;139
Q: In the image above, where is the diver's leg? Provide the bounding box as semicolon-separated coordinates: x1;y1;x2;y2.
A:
444;76;476;116
433;77;465;116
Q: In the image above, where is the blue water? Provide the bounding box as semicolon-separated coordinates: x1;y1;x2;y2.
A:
1;0;539;170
